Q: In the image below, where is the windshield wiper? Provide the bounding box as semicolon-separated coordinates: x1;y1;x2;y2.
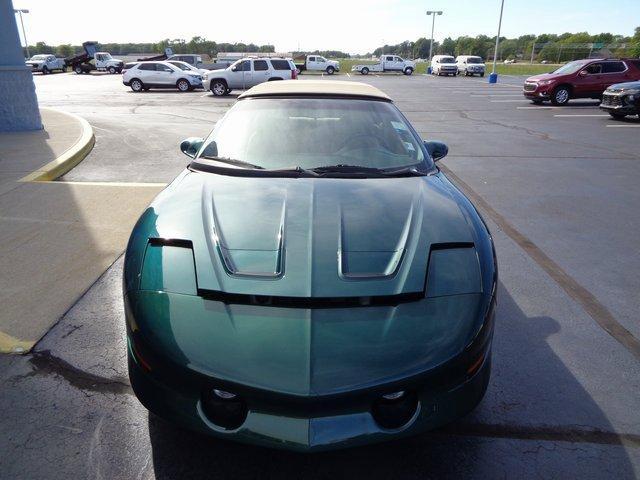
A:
380;166;426;177
201;156;265;170
268;165;319;176
311;164;385;175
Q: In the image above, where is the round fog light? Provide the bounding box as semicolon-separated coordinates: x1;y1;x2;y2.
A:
372;391;419;430
202;387;248;430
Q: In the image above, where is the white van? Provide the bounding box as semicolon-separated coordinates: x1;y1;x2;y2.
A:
456;56;486;77
431;55;458;76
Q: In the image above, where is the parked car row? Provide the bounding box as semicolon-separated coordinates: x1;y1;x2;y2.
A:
122;57;298;94
522;58;640;118
430;55;486;77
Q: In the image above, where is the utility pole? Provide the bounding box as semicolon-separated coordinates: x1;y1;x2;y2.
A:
530;36;537;64
13;8;29;58
489;0;505;83
426;10;442;73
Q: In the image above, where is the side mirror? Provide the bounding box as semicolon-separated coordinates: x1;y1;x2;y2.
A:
424;140;448;162
180;137;204;158
579;70;588;77
231;66;237;72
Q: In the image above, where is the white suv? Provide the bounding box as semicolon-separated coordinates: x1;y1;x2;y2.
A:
203;58;297;96
122;61;203;92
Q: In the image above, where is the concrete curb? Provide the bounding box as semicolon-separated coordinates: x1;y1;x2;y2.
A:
19;108;95;182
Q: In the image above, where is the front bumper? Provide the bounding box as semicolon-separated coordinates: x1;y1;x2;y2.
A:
125;290;495;451
523;83;552;100
122;80;131;86
129;339;492;451
600;92;639;114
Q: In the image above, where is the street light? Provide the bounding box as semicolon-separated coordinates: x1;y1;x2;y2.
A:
426;10;442;74
13;8;30;59
489;0;505;83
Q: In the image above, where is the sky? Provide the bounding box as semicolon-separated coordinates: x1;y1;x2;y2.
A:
13;0;640;54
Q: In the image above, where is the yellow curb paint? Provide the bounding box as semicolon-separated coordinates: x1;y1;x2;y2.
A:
35;181;168;187
19;108;95;183
0;330;35;354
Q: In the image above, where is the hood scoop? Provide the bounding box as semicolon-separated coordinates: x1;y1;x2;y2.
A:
209;186;286;279
338;202;414;280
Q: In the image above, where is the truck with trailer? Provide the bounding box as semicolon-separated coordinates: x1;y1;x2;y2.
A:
351;55;415;75
294;55;340;74
65;42;124;74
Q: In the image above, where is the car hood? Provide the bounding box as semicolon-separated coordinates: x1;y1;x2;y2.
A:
606;81;640;92
526;72;566;82
145;170;476;298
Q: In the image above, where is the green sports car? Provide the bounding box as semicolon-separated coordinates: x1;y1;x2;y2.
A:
124;80;497;451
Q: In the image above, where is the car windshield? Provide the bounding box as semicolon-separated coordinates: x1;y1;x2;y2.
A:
193;98;434;175
31;55;47;60
441;57;456;63
467;57;483;64
552;60;587;75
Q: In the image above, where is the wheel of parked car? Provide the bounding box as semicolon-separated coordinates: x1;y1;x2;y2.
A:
74;65;82;74
62;66;68;73
404;67;413;75
326;66;335;75
608;112;627;120
551;86;570;106
130;79;144;92
211;80;228;96
177;79;191;92
480;72;485;77
42;66;49;75
108;66;117;74
361;67;369;75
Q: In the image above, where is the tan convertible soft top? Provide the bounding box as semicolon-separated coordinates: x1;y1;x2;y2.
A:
238;80;391;101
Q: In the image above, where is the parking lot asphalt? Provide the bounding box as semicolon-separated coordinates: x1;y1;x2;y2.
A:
1;71;639;479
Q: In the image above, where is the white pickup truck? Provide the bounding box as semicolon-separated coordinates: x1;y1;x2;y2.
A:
26;54;66;74
294;55;340;75
351;55;415;75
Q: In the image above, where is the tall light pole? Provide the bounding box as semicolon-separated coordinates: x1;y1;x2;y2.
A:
426;10;442;74
13;8;29;59
489;0;505;83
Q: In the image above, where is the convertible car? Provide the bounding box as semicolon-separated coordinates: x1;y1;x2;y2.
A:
124;80;497;451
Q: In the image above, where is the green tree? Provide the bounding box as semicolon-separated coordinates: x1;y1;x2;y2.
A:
55;44;74;57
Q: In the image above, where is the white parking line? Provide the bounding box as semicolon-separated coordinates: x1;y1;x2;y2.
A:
517;106;555;109
346;72;351;78
554;114;609;117
606;124;640;128
470;94;523;97
491;99;527;103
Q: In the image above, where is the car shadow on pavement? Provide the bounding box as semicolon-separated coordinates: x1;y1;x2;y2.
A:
146;282;636;479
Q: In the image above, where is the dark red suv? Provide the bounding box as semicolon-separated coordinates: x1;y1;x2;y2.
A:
523;58;640;105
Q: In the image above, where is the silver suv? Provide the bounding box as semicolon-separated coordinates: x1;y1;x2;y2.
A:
122;61;203;92
203;58;297;96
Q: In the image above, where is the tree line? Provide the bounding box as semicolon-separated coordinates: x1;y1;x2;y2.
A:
23;28;640;61
372;27;640;62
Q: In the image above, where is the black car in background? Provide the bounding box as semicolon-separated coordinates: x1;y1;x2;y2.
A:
600;81;640;119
